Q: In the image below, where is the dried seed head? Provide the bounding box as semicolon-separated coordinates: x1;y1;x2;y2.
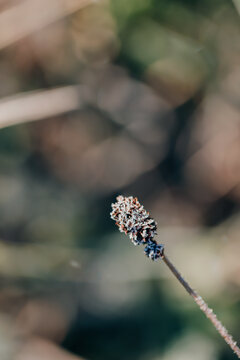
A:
110;195;163;260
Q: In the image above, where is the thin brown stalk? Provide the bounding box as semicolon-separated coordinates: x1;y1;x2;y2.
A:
161;252;240;358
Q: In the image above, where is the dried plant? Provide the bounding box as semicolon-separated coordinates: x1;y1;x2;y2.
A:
110;195;240;358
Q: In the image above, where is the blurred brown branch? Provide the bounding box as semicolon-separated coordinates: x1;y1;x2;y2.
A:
0;0;96;50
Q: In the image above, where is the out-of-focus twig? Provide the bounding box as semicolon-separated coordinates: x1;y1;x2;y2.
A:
232;0;240;15
0;86;89;129
0;0;97;50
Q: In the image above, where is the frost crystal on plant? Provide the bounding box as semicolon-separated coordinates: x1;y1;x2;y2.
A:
110;195;163;260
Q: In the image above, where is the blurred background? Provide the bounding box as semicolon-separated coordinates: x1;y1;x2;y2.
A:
0;0;239;359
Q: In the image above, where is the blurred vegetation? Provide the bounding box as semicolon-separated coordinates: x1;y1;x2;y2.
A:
0;0;239;359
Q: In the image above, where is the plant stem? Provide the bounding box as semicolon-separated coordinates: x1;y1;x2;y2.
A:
161;252;240;358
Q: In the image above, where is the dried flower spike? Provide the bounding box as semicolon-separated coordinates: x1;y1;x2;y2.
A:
110;195;240;358
110;195;163;260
